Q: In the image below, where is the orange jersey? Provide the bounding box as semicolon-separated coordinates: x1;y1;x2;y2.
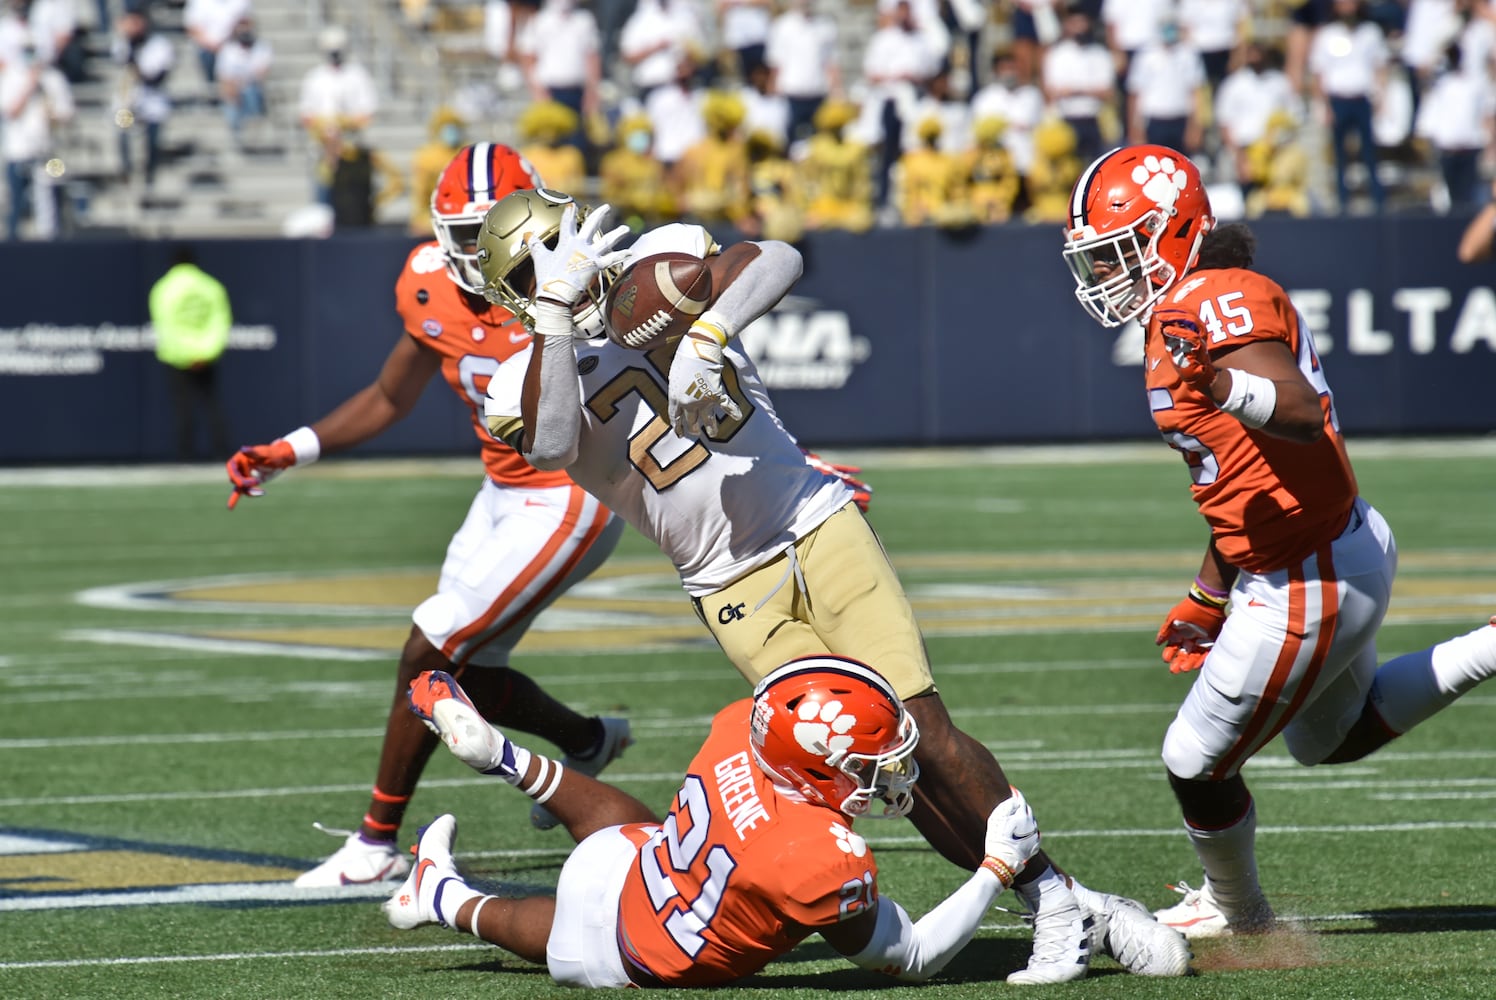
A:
1146;267;1357;574
393;242;571;488
615;701;879;987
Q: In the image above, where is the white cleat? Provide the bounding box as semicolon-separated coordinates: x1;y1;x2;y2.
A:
382;813;463;930
409;670;519;776
1007;886;1095;985
1154;880;1274;939
1090;893;1192;976
531;716;634;831
292;826;410;889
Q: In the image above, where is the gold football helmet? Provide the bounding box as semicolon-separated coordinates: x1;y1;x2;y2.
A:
476;187;612;333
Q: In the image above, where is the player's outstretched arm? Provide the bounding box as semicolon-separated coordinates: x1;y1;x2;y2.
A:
825;789;1041;983
225;337;441;508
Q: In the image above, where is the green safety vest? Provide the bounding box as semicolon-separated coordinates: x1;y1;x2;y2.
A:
150;264;233;369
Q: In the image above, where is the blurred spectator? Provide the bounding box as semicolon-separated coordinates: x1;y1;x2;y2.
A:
150;246;232;461
298;25;378;135
717;0;771;78
739;61;788;150
1455;0;1496;80
861;0;941;206
1308;0;1388;212
1287;0;1334;93
215;15;271;149
619;0;705;101
184;0;250;89
1009;1;1062;83
299;25;378;200
3;0;84;83
972;48;1046;175
765;0;840;143
516;0;600;134
593;0;636;71
1024;115;1082;222
643;57;705;168
407;106;467;235
1456;178;1496;262
964;115;1022;223
1126;17;1205;152
519;99;587;192
1244;109;1313;216
940;0;988;98
675;90;751;226
1401;0;1459;92
909;66;972;154
1178;0;1248;87
111;8;173;188
1215;42;1298;186
745;128;803;241
1042;6;1115;164
320;126;405;229
1;38;72;239
876;0;951;69
894;115;969;227
599;112;671;228
1102;0;1172;84
800;98;875;232
1415;43;1493;210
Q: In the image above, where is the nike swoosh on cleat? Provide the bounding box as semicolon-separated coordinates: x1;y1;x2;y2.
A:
339;857;400;886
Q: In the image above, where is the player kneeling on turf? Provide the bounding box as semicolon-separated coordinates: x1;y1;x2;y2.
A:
386;656;1049;987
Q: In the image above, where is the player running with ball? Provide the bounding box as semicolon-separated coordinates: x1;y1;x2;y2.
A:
471;188;1191;983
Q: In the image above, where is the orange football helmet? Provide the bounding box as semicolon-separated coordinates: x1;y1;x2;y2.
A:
431;143;543;293
1062;145;1214;327
749;655;919;819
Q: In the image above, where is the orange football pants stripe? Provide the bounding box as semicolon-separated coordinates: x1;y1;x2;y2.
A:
443;486;608;663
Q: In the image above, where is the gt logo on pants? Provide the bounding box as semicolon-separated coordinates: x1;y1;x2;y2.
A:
717;602;747;624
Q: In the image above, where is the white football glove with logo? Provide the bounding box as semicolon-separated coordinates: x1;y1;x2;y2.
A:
667;311;743;438
525;202;631;307
983;786;1040;885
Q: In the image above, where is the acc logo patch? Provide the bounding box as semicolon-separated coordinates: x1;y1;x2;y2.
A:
422;319;443;337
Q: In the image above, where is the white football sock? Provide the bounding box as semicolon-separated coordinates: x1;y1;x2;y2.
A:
432;875;484;930
1371;622;1496;734
1015;864;1076;914
1186;800;1264;915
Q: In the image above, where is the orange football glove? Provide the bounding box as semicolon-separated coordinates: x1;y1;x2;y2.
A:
1155;593;1227;674
1157;310;1216;391
225;440;297;510
801;448;873;513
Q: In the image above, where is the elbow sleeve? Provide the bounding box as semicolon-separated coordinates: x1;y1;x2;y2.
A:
845;870;1003;983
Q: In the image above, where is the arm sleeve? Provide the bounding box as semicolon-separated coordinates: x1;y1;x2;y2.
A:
522;301;583;470
843;868;1004;983
708;240;803;338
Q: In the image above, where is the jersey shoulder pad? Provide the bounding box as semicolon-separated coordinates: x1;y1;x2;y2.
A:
1167;267;1292;349
395;242;451;321
771;818;877;928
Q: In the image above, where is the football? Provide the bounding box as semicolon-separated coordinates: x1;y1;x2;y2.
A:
604;252;714;351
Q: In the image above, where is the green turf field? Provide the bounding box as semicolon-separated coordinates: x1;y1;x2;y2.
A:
2;441;1493;999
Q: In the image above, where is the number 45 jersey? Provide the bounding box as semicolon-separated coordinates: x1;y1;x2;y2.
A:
1146;266;1358;574
613;700;880;988
484;225;850;596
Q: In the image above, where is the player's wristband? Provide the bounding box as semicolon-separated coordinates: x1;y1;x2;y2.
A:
1191;576;1230;608
980;855;1019;889
687;309;731;348
1218;369;1277;429
281;426;321;465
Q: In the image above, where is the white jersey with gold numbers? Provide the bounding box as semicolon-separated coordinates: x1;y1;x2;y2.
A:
485;224;850;595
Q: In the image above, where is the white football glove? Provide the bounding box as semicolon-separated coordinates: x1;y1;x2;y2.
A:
526;202;632;307
667;315;743;438
983;786;1040;884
